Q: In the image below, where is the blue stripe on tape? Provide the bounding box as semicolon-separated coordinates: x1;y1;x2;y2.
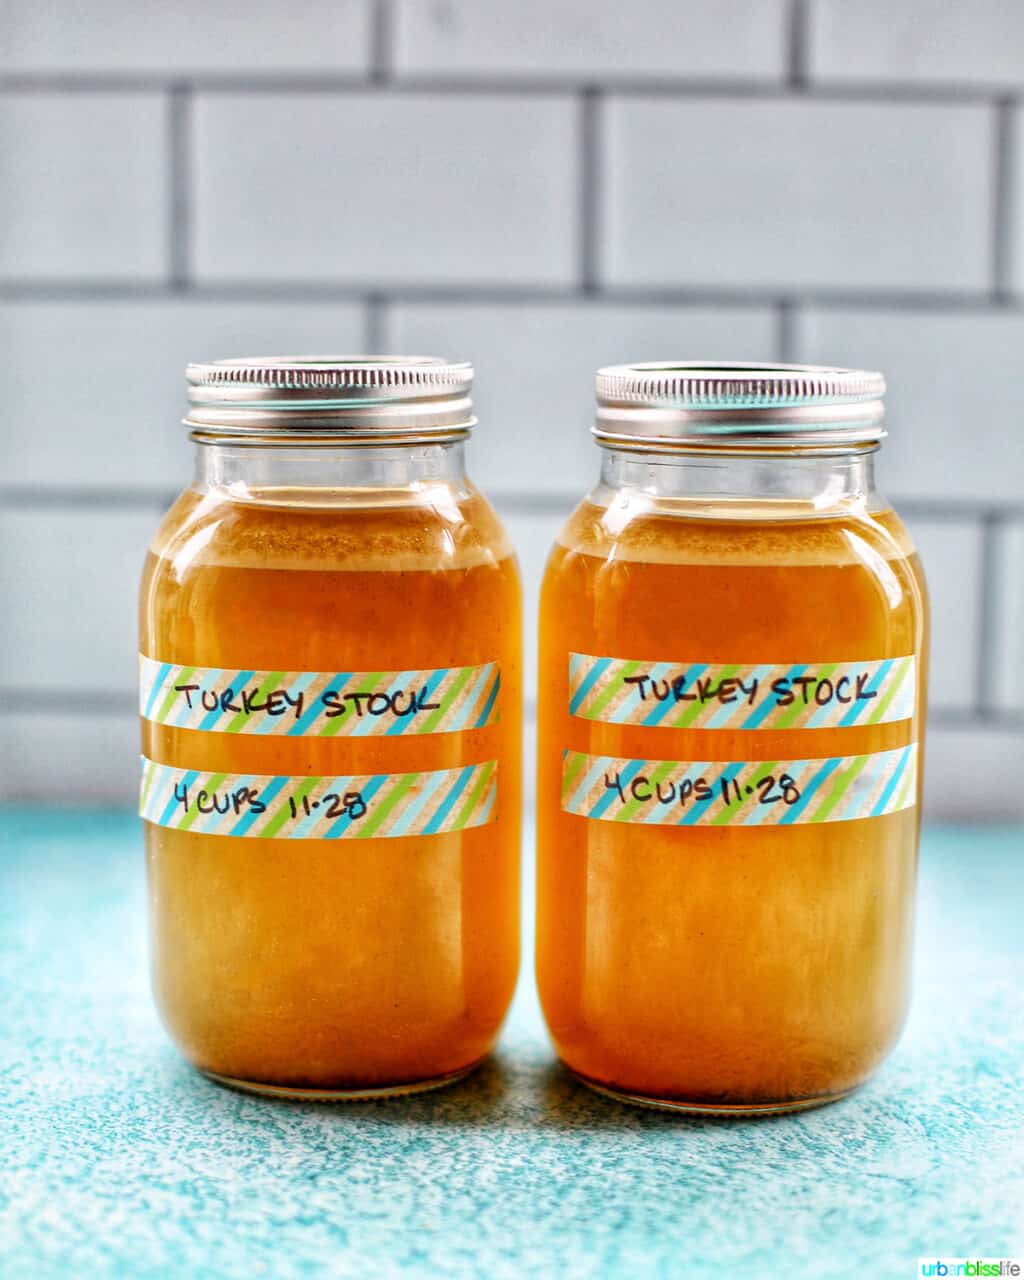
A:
324;774;389;840
288;672;350;737
254;672;317;736
740;664;806;730
838;659;893;728
230;774;289;837
869;746;913;818
474;669;500;729
590;758;645;821
777;756;841;825
353;671;413;739
154;769;199;827
143;661;172;719
569;656;610;717
567;753;609;815
639;663;707;728
195;671;254;732
448;668;490;734
679;761;742;826
388;770;439;837
423;765;476;836
642;761;709;824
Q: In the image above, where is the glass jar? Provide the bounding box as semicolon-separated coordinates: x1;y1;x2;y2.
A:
139;357;521;1099
537;363;928;1115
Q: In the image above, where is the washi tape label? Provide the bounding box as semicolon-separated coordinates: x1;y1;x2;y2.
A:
561;745;917;827
140;756;498;839
568;653;916;730
140;656;500;737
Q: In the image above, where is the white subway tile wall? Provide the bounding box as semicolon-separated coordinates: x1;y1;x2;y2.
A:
0;508;158;696
902;519;985;713
794;310;1024;503
601;99;993;292
807;0;1024;90
0;713;140;805
0;0;374;75
392;1;788;82
386;301;778;495
497;506;567;712
993;522;1024;713
921;726;1024;822
1;0;1021;818
1011;106;1024;296
193;93;579;285
0;300;365;491
0;94;168;281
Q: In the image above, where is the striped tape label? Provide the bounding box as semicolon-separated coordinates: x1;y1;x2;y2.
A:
140;756;498;839
139;656;500;737
561;745;917;827
568;653;916;730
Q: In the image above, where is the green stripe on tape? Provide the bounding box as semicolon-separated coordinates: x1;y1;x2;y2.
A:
260;776;320;838
223;671;283;735
586;659;643;722
865;658;910;726
774;664;839;730
139;759;157;810
809;752;871;823
356;770;420;838
561;751;587;798
154;666;194;724
320;673;383;738
614;759;677;822
452;759;496;832
893;756;917;812
710;760;777;826
670;663;742;729
421;665;472;735
178;772;227;831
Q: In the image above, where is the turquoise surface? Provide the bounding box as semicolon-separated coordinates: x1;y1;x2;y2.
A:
0;811;1021;1279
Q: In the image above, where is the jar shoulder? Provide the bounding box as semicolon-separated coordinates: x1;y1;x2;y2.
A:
549;493;921;571
143;481;516;584
540;494;927;660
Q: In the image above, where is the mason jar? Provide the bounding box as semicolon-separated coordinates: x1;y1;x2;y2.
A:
537;363;928;1114
139;357;521;1099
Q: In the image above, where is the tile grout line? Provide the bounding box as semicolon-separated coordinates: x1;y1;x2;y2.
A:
0;488;177;510
787;0;810;91
0;73;1019;106
1;690;139;715
167;83;192;291
992;97;1016;301
370;0;393;85
976;511;1006;715
776;300;799;361
0;282;1020;310
578;88;602;294
364;294;388;351
899;500;1024;520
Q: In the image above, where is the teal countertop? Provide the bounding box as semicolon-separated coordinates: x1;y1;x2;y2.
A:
0;812;1021;1279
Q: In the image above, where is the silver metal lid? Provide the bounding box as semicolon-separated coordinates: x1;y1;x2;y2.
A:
185;356;475;440
594;362;886;450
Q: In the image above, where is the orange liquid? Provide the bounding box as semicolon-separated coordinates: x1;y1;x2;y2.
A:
140;483;521;1093
536;498;928;1110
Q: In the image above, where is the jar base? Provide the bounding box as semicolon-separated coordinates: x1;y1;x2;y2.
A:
202;1059;482;1102
566;1066;858;1117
